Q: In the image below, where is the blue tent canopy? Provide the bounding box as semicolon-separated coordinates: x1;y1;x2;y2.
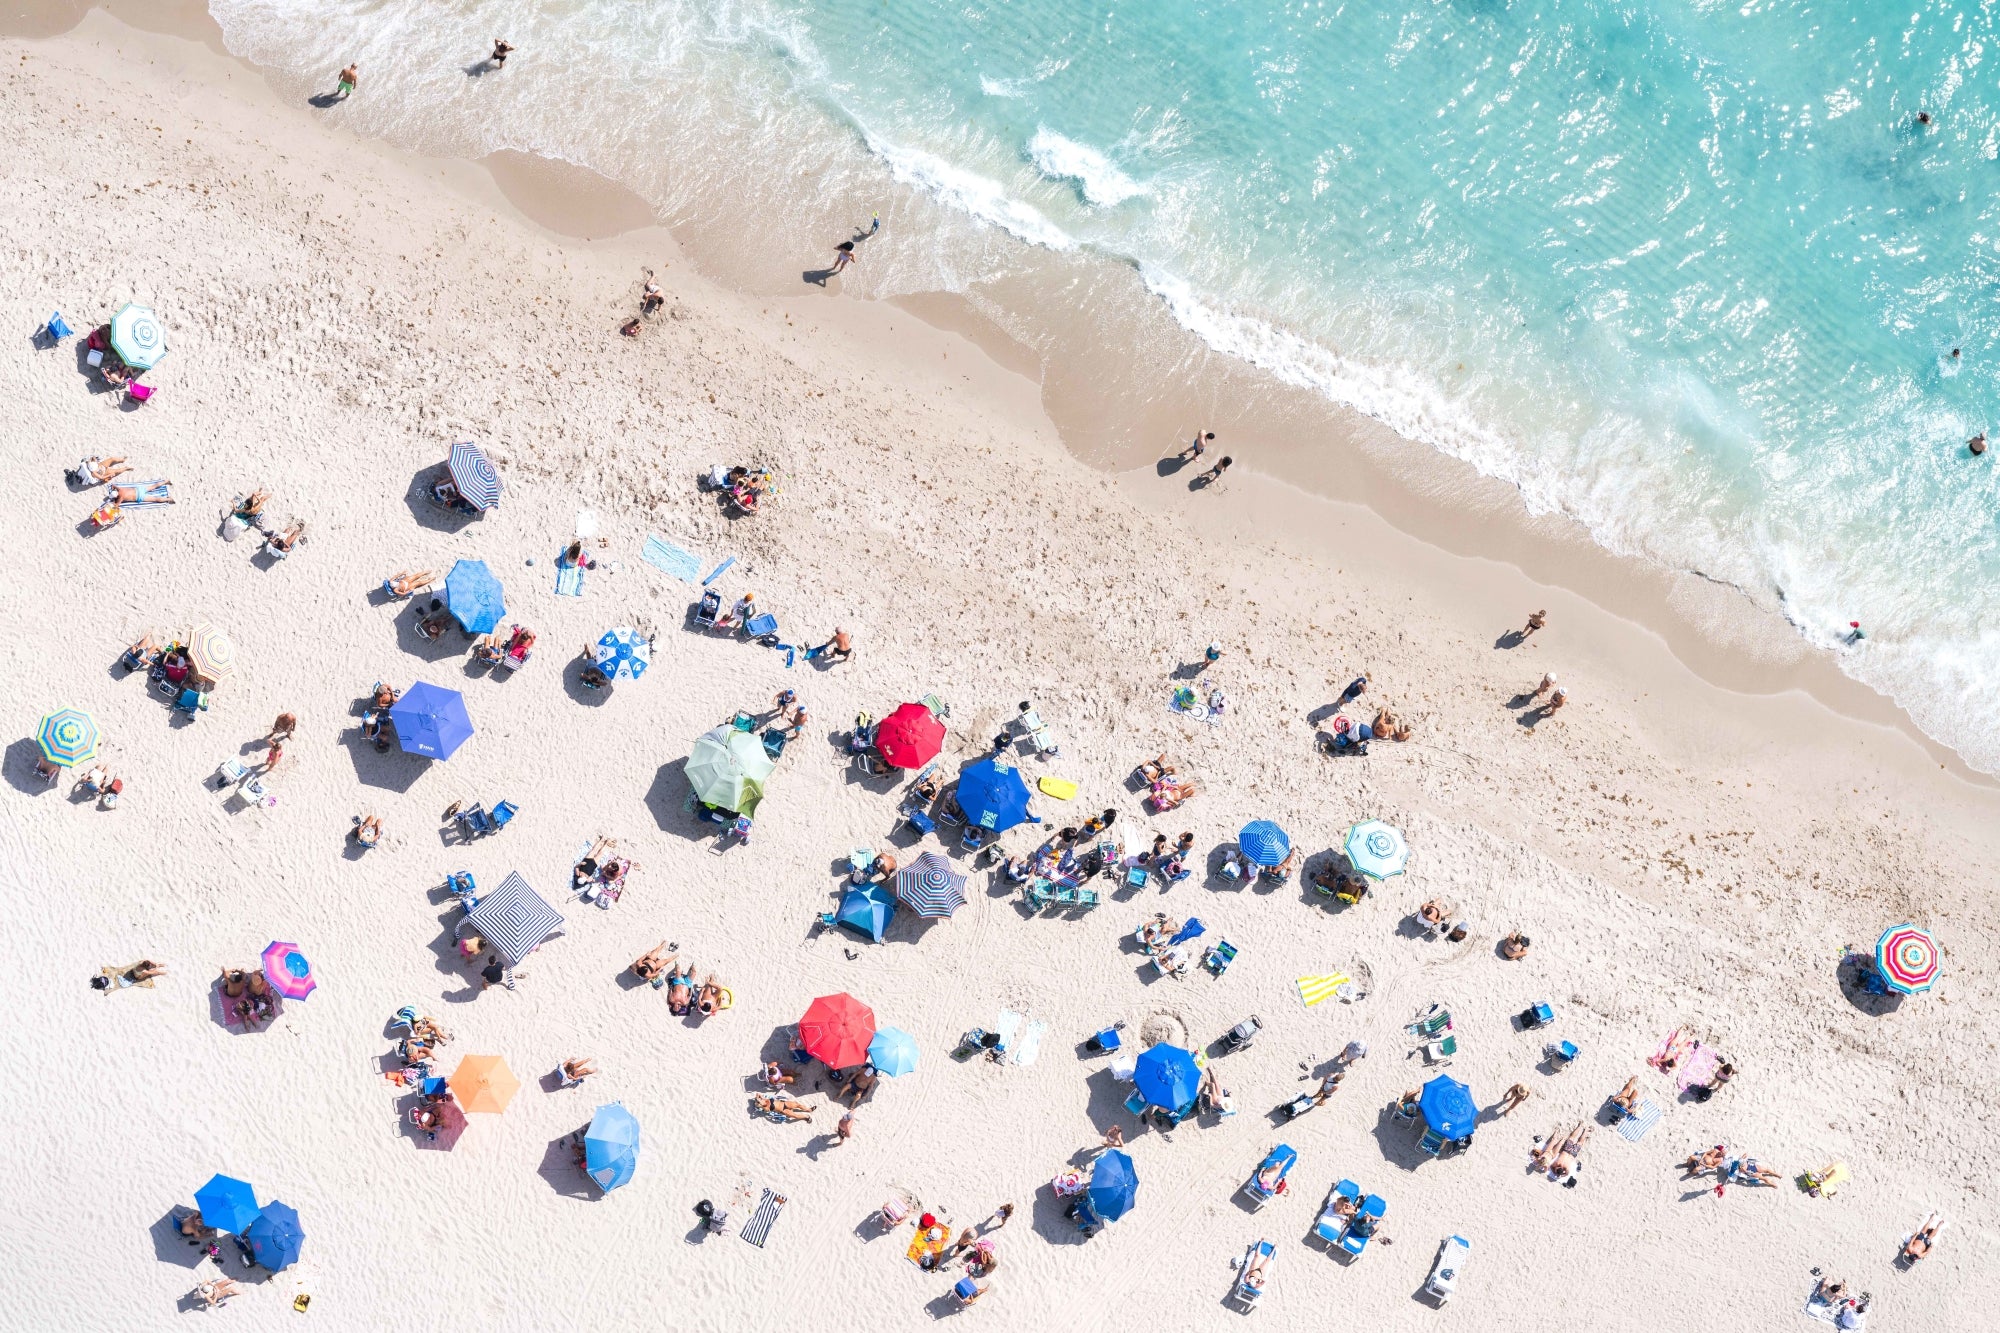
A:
1132;1044;1202;1112
244;1200;305;1271
192;1174;259;1234
389;681;474;759
834;882;896;943
444;559;506;635
955;757;1032;832
1087;1148;1139;1223
584;1101;640;1192
1419;1074;1478;1140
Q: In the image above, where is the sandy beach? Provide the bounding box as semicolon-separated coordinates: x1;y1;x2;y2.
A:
1;8;1995;1330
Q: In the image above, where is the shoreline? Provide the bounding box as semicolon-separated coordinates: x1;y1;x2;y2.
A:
11;0;1982;786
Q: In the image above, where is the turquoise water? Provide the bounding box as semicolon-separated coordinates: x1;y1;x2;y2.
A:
212;0;2000;767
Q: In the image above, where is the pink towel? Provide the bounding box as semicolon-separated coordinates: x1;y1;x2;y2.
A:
1677;1044;1722;1093
1648;1027;1692;1072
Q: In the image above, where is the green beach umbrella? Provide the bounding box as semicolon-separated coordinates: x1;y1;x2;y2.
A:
686;725;775;816
1344;818;1409;880
37;708;101;767
108;303;168;370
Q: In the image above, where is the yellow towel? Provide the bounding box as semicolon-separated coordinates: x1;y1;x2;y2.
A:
1294;974;1350;1007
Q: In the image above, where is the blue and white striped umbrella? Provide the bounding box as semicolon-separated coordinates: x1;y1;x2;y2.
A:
447;442;502;512
1238;820;1291;867
109;303;167;370
1344;819;1410;880
593;627;651;681
893;851;967;918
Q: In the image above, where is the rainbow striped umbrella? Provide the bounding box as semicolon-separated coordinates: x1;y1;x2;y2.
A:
187;623;238;684
36;708;100;767
260;941;317;999
1874;923;1939;995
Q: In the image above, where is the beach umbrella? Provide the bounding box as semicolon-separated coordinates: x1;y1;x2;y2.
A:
833;882;896;943
874;702;944;769
108;302;167;370
464;871;564;965
447;1054;520;1113
686;725;775;816
583;1101;641;1192
1132;1044;1202;1112
389;682;474;759
593;627;651;681
955;757;1032;832
1238;819;1291;867
259;941;316;1000
185;623;238;684
868;1027;919;1077
1875;923;1940;995
192;1174;260;1235
1344;819;1410;880
1419;1074;1478;1141
447;441;502;511
798;992;876;1068
243;1201;305;1271
443;560;507;635
1087;1148;1139;1223
893;851;968;918
35;708;99;767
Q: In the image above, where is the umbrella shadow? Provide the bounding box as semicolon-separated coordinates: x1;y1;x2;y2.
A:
400;1092;469;1151
1082;1067;1135;1141
1370;1105;1432;1172
401;466;477;533
208;979;282;1034
1835;953;1905;1015
397;600;471;664
645;759;712;842
343;731;427;794
150;1208;213;1269
4;738;60;795
424;912;484;1002
562;658;612;707
1028;1189;1091;1247
537;1133;597;1200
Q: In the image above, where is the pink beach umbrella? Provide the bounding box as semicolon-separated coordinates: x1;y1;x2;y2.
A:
260;941;317;1000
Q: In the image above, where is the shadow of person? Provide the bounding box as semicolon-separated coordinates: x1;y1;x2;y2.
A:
1494;629;1526;649
306;92;343;109
802;268;837;287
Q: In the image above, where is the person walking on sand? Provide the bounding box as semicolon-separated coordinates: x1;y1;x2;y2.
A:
835;1109;856;1144
1181;430;1215;462
336;63;359;99
1197;455;1233;485
1544;686;1568;714
1497;1083;1530;1116
831;240;858;275
1521;609;1547;637
1530;672;1556;699
267;712;297;744
491;38;515;68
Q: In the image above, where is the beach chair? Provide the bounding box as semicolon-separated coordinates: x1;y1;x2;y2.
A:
1204;940;1239;976
762;728;789;760
921;693;950;718
1239;1145;1297;1210
743;612;779;643
1123;1090;1149;1117
40;312;73;345
1417;1126;1448;1156
1406;1004;1452;1038
1124;864;1150;889
1420;1035;1457;1066
1423;1235;1470;1305
1520;1001;1556;1029
960;825;994;853
693;590;721;631
1075;886;1102;910
172;688;208;715
456;804;493;838
1544;1039;1579;1069
1023;879;1055;911
1086;1026;1123;1054
1050;882;1081;908
488;800;518;832
902;806;936;837
215;757;252;789
1230;1239;1276;1310
1340;1195;1387;1258
1313;1181;1360;1248
935;799;964;830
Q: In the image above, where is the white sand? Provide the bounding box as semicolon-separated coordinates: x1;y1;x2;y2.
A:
0;13;1994;1331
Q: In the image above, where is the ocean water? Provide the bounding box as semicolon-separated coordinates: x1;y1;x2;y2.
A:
210;0;2000;769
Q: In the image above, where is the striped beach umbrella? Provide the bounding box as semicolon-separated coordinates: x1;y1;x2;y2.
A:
893;851;967;918
447;1054;520;1113
186;623;238;684
1344;819;1409;880
447;442;502;511
109;303;167;370
36;708;100;767
1874;923;1940;995
593;627;651;681
259;941;317;1000
1238;820;1291;867
464;871;564;966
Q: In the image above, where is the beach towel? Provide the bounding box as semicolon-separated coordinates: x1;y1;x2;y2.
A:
1011;1020;1048;1068
1294;974;1352;1007
1167;691;1226;726
1676;1043;1723;1093
702;556;736;586
994;1009;1024;1053
905;1221;954;1266
1037;776;1077;800
739;1188;786;1248
554;556;585;597
1615;1098;1663;1142
1802;1283;1866;1327
1648;1027;1693;1073
641;535;703;582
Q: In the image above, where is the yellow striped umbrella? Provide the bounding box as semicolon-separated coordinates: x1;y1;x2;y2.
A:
1294;974;1352;1008
186;623;237;684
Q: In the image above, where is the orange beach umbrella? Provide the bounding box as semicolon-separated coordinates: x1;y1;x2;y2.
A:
447;1055;519;1113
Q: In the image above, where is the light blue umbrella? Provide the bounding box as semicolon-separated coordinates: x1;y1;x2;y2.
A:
109;303;167;369
593;627;651;681
1238;820;1291;867
868;1027;918;1077
1344;819;1410;880
192;1174;260;1234
584;1102;640;1192
443;560;506;635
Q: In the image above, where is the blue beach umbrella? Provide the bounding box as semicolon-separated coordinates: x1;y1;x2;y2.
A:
584;1101;641;1192
593;627;651;681
1132;1044;1202;1111
955;757;1032;832
109;303;167;370
192;1174;260;1235
1419;1075;1477;1141
1086;1148;1139;1223
443;560;506;635
1238;820;1291;867
244;1200;305;1271
1344;819;1410;880
389;682;474;759
834;882;896;943
868;1027;919;1077
446;442;502;511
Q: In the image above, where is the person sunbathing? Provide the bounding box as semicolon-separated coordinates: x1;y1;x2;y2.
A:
1253;1162;1287;1194
1136;915;1180;950
754;1094;814;1122
1330;1193;1358;1219
400;1038;434;1065
383;569;433;597
558;1057;598;1087
665;960;697;1014
76;455;133;484
105;481;174;504
630;943;673;983
1149;779;1197;810
196;1278;241;1308
1418;900;1449;929
1680;1144;1727;1177
372;683;400;710
1239;1246;1272;1290
1263;847;1299;881
840;1065;879;1106
1904;1213;1943;1260
127;960;167;982
178;1209;212;1239
265;520;305;553
417;612;452;640
1608;1077;1642;1118
233;490;270;521
697;977;730;1017
219;968;248;998
1549;1122;1593;1178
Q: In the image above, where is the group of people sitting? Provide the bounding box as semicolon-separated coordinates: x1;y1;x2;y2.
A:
717;465;770;514
1309;864;1369;903
1001;811;1122;885
1416;899;1470;943
572;837;636;904
473;624;536;670
218;965;278;1027
629;944;730;1017
1139;753;1199;812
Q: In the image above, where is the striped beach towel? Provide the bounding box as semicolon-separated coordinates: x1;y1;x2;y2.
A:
1294;974;1351;1007
1615;1098;1663;1142
641;535;702;582
739;1188;786;1248
554;558;585;597
1011;1020;1048;1067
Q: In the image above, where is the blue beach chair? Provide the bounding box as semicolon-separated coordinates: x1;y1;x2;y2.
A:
1313;1180;1360;1248
1340;1195;1387;1258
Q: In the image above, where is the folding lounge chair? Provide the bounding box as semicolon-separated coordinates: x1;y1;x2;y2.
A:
1204;940;1239;975
456;804;493;837
1417;1126;1447;1156
40;312;73;345
1313;1181;1360;1248
1075;887;1102;909
1239;1145;1297;1210
1124;864;1150;889
1023;879;1055;911
1340;1195;1386;1258
1544;1039;1579;1068
1406;1004;1452;1038
1421;1035;1457;1066
488;800;518;831
1231;1239;1276;1309
215;758;252;789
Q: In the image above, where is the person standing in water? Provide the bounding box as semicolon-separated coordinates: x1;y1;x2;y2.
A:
335;63;358;99
831;240;858;275
491;39;515;68
1970;433;1987;457
1181;430;1215;463
869;212;881;236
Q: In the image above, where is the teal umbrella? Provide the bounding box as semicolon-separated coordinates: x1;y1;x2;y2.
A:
1344;819;1409;880
109;303;167;370
868;1027;918;1077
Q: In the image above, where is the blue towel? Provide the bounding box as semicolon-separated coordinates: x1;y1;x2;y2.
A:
1169;917;1206;946
641;535;702;582
702;556;736;586
554;557;584;597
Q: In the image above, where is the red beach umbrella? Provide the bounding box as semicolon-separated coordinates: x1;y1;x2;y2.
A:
798;992;877;1068
873;702;945;770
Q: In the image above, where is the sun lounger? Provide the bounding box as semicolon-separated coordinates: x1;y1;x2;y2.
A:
1340;1195;1386;1258
1313;1180;1360;1248
1423;1235;1470;1304
1417;1126;1447;1156
1239;1145;1297;1210
1075;886;1101;909
489;800;518;831
1406;1004;1452;1038
1023;879;1055;911
1204;940;1238;975
1230;1239;1276;1309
